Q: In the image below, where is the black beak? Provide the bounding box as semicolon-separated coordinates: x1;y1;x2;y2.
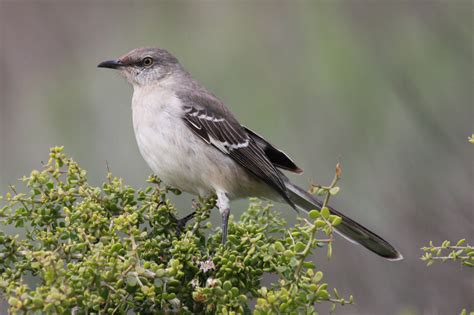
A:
97;59;124;69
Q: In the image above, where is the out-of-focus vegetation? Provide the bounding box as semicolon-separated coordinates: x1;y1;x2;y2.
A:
420;136;473;268
420;136;473;315
0;147;350;314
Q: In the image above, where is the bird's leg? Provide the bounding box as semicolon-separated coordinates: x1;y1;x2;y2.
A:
220;208;230;244
217;191;230;244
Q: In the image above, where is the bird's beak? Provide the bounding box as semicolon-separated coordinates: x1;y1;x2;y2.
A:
97;59;125;69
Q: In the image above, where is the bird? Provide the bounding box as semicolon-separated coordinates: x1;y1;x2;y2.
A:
98;47;403;261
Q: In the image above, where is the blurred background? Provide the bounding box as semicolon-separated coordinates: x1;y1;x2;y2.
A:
0;1;472;314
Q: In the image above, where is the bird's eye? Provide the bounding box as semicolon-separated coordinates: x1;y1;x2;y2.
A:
142;57;154;67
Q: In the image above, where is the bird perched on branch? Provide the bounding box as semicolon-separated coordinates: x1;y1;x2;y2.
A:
98;47;402;260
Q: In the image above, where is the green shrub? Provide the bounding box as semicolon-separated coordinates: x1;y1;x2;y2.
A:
0;147;351;314
421;239;473;267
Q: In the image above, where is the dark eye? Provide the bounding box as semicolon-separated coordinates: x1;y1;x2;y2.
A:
142;57;154;67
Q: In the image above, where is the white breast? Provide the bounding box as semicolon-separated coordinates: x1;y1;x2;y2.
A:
131;84;278;200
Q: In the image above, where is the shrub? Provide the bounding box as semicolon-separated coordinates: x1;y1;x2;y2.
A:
0;147;350;314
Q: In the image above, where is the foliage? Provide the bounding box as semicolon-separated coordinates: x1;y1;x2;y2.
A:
460;309;474;315
421;239;474;267
0;147;351;314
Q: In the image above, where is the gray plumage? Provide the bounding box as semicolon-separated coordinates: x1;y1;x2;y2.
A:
98;47;402;260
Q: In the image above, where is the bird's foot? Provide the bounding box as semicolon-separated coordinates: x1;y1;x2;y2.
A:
174;211;196;237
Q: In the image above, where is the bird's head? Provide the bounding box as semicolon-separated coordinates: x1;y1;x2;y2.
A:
98;47;180;86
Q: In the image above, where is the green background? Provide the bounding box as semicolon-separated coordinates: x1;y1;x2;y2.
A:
0;1;472;314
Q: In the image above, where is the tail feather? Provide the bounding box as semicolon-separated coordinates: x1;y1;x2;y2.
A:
285;182;403;261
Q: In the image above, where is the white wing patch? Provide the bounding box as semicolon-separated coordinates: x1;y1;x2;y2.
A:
181;102;290;203
184;105;250;153
186;108;225;122
209;136;249;154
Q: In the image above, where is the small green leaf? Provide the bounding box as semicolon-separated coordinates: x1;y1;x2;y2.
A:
317;188;327;196
315;219;326;228
332;216;342;226
295;242;306;253
274;241;285;252
223;280;232;291
321;207;330;219
308;210;320;219
126;275;137;287
314;271;323;282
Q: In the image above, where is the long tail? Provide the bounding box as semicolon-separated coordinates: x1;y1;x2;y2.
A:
285;181;403;260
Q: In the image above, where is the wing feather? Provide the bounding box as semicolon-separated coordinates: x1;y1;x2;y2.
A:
179;93;293;206
243;126;303;174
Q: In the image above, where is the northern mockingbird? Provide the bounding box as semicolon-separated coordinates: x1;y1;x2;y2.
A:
98;47;402;260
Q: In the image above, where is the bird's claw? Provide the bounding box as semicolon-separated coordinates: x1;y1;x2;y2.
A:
174;211;196;236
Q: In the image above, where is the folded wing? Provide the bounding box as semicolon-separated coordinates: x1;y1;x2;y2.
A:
243;126;303;174
179;91;294;206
